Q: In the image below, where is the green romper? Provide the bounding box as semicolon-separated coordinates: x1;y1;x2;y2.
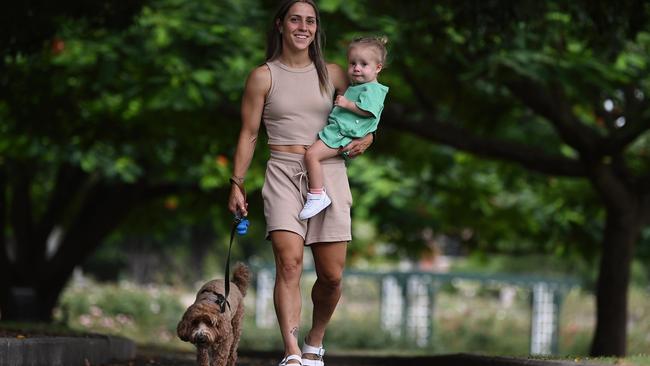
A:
318;81;389;148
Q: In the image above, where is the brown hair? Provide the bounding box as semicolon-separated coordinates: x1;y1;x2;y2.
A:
349;36;389;65
266;0;330;94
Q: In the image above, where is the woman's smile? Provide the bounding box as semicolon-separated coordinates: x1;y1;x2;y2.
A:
281;2;317;50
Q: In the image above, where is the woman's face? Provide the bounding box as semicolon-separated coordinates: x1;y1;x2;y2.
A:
278;2;317;53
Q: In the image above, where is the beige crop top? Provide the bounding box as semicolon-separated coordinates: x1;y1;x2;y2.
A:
263;60;334;145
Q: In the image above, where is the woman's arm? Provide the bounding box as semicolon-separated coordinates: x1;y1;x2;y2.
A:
228;65;270;216
327;63;348;96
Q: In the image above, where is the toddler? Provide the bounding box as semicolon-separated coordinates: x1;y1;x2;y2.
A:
299;36;389;220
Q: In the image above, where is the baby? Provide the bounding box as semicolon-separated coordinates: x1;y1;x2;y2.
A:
299;36;389;220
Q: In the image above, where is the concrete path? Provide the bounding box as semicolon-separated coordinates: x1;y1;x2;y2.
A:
0;335;135;366
104;350;603;366
0;336;604;366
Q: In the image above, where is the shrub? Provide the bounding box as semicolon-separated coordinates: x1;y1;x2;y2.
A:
56;279;186;347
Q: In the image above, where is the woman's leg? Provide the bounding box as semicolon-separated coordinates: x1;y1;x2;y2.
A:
305;241;347;348
304;140;340;191
271;230;306;362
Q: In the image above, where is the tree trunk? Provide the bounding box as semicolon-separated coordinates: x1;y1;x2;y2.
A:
0;286;58;322
1;182;133;322
0;165;8;318
0;176;186;322
0;266;63;322
0;242;87;323
589;209;640;356
189;222;214;281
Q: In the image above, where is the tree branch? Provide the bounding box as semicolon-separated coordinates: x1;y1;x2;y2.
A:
46;182;137;279
9;161;35;270
45;178;221;279
638;169;650;194
0;163;8;269
381;104;587;177
589;162;636;214
395;60;439;112
641;193;650;226
607;119;650;154
505;78;602;155
594;86;650;154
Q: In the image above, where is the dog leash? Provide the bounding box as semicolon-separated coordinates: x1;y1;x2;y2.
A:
212;178;249;313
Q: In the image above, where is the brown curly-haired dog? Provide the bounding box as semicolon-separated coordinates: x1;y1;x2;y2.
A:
177;263;250;366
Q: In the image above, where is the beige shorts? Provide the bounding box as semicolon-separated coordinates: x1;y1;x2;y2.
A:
262;150;352;245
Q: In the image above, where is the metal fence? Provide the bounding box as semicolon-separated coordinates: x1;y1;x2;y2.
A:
253;267;578;356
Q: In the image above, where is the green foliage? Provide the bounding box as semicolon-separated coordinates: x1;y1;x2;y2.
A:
324;0;650;282
4;0;647;279
346;145;605;269
1;0;268;212
1;0;273;296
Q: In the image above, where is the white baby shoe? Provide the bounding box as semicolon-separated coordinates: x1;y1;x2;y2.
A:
299;190;332;220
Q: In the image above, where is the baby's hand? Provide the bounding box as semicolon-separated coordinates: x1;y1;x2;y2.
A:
334;95;351;109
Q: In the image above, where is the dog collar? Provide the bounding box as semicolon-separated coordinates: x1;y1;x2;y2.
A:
200;289;231;313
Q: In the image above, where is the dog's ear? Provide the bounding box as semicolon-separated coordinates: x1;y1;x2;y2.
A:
177;317;191;341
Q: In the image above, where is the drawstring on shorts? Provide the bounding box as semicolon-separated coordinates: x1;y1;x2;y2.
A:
293;170;309;198
269;150;341;199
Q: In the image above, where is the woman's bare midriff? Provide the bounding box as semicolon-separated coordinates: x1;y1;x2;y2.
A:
269;145;309;154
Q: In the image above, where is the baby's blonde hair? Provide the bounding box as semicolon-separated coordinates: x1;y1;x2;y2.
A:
348;36;388;64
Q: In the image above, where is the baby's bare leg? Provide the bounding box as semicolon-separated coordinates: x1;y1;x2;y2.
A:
304;139;340;190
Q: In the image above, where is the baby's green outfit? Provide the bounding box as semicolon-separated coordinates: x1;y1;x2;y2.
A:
318;81;389;148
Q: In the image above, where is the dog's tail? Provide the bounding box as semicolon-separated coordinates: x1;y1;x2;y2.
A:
232;262;250;297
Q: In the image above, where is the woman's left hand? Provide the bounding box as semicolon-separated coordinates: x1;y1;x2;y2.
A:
339;133;373;159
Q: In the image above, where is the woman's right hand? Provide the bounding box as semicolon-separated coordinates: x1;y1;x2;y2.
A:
228;184;248;217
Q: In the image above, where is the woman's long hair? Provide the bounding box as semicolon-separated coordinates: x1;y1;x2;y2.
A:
266;0;330;94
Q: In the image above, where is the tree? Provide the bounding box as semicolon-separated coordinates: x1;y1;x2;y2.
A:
3;0;647;357
335;0;649;356
0;0;266;321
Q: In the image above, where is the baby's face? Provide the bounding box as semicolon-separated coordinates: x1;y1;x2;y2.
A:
347;45;382;84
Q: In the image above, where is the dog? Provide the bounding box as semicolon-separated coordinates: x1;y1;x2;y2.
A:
177;263;250;366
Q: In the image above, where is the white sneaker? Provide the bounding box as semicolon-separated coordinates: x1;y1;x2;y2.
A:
299;190;332;220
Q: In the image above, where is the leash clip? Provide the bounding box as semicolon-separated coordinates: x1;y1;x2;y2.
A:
215;293;231;314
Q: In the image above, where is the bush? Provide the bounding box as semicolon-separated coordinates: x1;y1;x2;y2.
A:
56;278;187;347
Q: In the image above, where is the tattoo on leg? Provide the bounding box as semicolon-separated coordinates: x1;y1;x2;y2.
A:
290;327;299;339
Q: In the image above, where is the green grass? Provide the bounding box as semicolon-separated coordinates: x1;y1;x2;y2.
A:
544;355;650;366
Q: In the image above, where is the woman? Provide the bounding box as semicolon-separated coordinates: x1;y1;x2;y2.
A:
228;1;373;365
